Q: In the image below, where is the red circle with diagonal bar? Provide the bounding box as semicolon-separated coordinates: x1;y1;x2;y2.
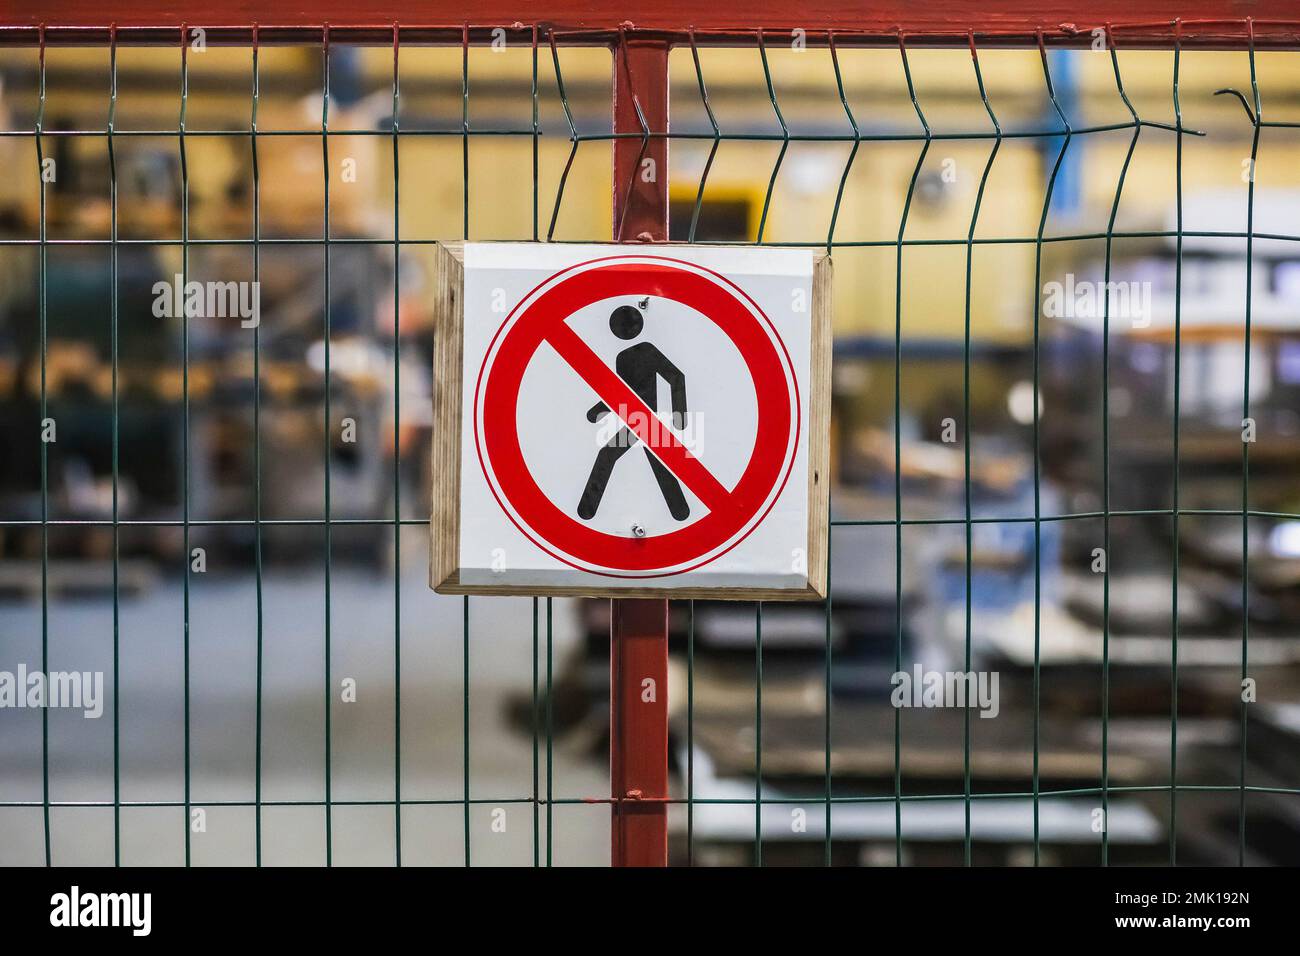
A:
474;254;798;577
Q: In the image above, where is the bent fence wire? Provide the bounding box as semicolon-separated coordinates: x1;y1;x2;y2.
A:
0;18;1292;865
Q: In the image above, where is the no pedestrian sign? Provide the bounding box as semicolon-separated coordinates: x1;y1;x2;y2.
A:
431;242;830;599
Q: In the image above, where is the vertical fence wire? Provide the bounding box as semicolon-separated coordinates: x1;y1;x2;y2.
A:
250;23;265;867
107;23;121;867
1031;31;1074;866
1239;19;1261;866
461;25;472;870
826;33;861;256
823;512;833;865
546;596;553;866
1100;31;1143;865
894;30;929;866
532;597;540;867
962;33;1002;865
685;31;719;244
687;599;695;865
178;22;193;867
823;36;854;864
35;23;50;868
754;31;787;246
105;26;122;868
532;25;540;245
1169;19;1184;866
546;32;577;242
391;21;403;868
544;35;562;870
321;24;334;868
754;600;763;865
530;24;542;870
684;36;708;866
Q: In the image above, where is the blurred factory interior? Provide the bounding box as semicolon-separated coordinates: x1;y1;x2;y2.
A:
2;39;1300;865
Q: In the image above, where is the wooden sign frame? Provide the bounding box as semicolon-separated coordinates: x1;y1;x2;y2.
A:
429;241;831;600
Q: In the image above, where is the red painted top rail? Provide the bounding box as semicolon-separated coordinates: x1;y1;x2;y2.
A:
2;1;1299;47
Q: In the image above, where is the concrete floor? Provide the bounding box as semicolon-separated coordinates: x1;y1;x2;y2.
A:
0;535;610;866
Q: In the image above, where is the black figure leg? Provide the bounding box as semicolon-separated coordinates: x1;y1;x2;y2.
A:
577;427;635;520
644;448;690;521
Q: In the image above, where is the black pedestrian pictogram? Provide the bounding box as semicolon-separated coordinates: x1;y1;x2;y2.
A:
577;304;691;522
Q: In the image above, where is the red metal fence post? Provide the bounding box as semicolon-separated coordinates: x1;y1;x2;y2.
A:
610;33;670;867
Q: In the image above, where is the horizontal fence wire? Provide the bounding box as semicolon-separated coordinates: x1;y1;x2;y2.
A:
4;781;1300;808
0;17;1291;866
1;509;1298;527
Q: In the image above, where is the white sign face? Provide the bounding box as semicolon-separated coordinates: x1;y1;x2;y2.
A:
435;242;829;599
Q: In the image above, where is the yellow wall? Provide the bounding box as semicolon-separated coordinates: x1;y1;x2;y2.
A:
1;43;1296;346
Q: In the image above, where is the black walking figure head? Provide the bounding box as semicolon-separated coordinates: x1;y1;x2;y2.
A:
609;304;643;340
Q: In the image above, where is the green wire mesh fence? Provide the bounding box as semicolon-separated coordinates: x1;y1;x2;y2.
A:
0;20;1297;866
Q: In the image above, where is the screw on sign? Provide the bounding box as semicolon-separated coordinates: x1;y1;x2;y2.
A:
431;242;830;600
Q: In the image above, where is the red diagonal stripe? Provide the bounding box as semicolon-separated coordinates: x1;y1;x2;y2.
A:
544;321;731;515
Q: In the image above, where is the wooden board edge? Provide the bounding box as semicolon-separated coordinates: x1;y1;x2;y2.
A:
433;582;824;601
433;568;462;592
805;251;833;599
429;241;465;591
